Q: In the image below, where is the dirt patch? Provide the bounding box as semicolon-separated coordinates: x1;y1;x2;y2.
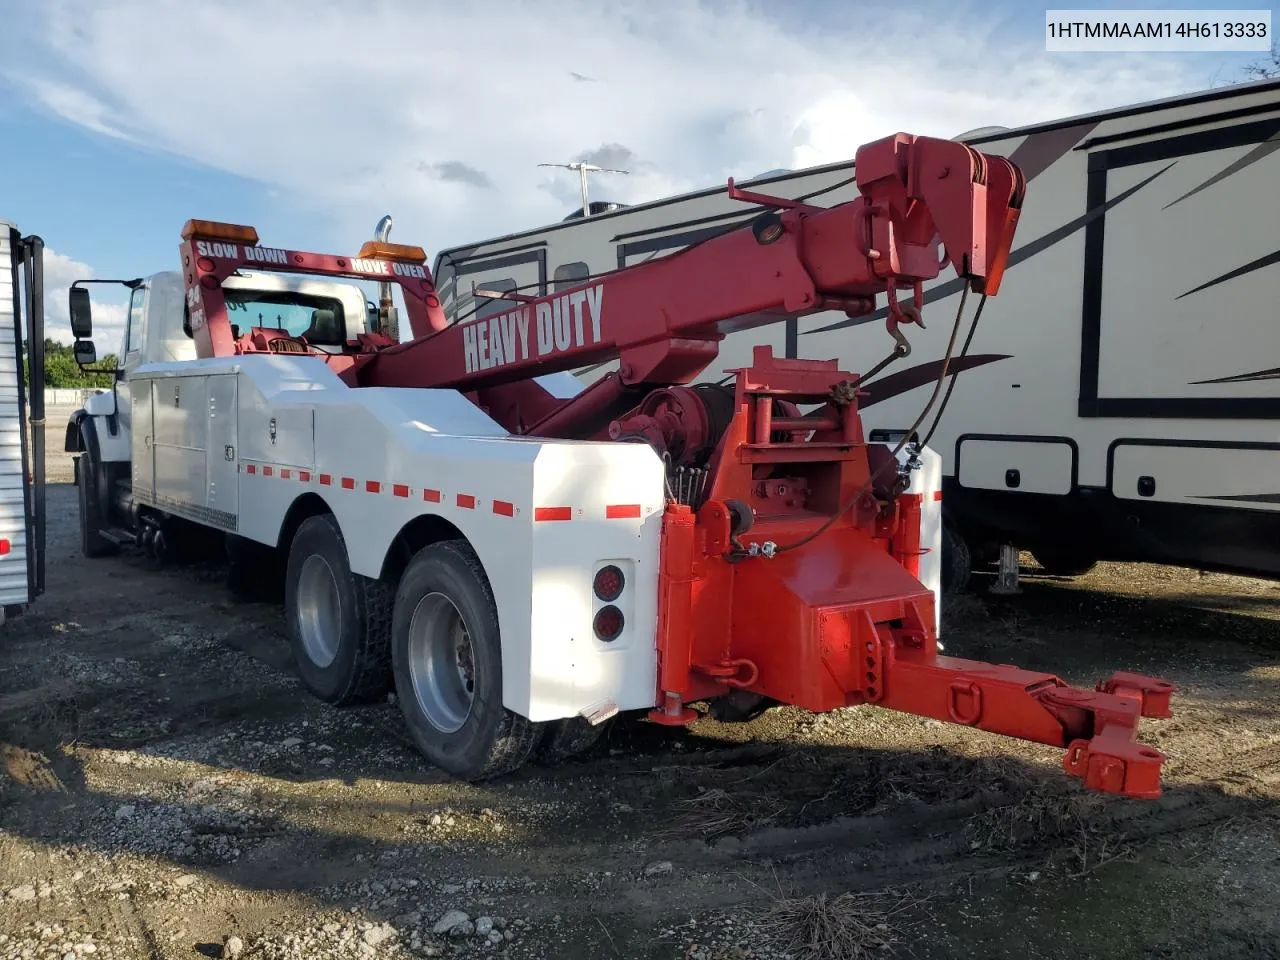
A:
1;463;1278;959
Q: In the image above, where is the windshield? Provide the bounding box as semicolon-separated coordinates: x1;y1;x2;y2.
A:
224;290;347;345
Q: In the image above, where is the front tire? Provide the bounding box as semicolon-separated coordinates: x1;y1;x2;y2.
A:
391;540;537;781
76;445;116;559
284;514;393;705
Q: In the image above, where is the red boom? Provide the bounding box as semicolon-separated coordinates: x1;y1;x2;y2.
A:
360;134;1026;395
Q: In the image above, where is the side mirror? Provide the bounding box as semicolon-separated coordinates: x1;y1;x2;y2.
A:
73;340;97;367
69;286;93;339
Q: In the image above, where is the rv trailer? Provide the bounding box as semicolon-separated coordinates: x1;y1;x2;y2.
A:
432;78;1280;592
0;221;47;622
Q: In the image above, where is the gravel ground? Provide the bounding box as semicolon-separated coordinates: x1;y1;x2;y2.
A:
1;444;1278;959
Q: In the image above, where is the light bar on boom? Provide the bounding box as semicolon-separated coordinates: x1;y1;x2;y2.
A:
357;240;428;263
181;219;261;245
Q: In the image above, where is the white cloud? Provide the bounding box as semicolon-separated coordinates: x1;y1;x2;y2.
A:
2;0;1216;259
40;249;128;351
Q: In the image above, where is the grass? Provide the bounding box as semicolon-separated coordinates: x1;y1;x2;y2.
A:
757;889;929;960
656;787;786;841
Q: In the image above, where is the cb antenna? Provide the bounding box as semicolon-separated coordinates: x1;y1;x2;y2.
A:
538;161;630;216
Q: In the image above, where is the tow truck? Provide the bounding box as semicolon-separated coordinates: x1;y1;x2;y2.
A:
63;132;1176;796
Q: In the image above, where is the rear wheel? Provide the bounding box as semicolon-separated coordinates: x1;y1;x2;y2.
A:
391;540;537;780
76;444;115;559
284;514;393;704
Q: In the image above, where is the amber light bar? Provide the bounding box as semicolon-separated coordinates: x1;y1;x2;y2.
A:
357;240;428;263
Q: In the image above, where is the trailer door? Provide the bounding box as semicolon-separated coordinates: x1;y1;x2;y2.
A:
1079;116;1280;419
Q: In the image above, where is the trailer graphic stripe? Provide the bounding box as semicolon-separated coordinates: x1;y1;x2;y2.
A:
1190;364;1280;385
1175;248;1280;300
1202;492;1280;504
1164;128;1280;209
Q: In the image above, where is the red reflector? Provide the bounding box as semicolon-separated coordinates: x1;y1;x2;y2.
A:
366;480;381;494
933;490;943;501
534;506;572;522
0;539;9;556
593;564;624;602
393;484;410;498
593;605;624;642
424;489;441;503
606;504;641;519
493;500;515;517
341;477;355;490
457;493;476;509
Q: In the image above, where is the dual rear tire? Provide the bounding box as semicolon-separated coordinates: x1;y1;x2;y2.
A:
390;541;539;780
285;516;569;780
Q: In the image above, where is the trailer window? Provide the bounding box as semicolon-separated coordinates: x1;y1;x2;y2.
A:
223;291;347;345
474;278;516;319
553;261;590;291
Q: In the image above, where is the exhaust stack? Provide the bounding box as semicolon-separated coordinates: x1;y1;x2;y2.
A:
373;214;399;341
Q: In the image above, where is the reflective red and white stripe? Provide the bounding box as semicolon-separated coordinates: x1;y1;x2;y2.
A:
238;462;642;521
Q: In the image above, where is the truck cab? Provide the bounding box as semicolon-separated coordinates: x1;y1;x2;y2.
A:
65;268;374;558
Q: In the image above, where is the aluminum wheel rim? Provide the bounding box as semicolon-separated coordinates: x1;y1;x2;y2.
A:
407;592;475;734
296;554;342;668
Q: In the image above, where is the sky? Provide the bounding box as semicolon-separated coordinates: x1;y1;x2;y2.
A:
0;0;1272;348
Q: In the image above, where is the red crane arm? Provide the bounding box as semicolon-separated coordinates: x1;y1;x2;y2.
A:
362;133;1024;392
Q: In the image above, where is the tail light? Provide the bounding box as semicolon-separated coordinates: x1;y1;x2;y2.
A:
593;564;624;602
593;605;624;642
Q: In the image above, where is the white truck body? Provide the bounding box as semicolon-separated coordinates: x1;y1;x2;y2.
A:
78;268;672;722
431;77;1280;585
